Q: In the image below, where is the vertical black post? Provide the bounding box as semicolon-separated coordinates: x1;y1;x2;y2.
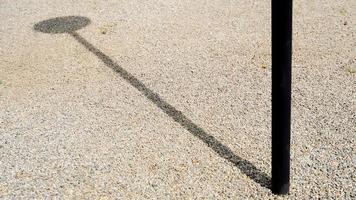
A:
272;0;293;195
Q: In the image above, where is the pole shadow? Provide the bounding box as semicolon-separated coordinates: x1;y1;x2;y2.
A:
33;16;271;189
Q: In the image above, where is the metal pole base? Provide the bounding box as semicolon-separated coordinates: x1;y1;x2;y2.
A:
271;0;293;195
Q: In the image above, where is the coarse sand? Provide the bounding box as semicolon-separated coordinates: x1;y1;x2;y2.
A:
0;0;355;199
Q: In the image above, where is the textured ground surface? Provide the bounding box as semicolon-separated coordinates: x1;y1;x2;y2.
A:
0;0;355;199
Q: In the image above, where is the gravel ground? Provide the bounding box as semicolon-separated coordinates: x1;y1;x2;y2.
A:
0;0;355;199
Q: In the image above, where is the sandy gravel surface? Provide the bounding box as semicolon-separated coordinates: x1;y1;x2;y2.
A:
0;0;355;199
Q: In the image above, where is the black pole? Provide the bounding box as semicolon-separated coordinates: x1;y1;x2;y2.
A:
271;0;293;195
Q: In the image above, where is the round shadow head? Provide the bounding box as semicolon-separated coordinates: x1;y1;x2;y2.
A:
34;16;90;34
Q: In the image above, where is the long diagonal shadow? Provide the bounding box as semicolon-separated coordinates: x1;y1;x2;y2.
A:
34;16;271;188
